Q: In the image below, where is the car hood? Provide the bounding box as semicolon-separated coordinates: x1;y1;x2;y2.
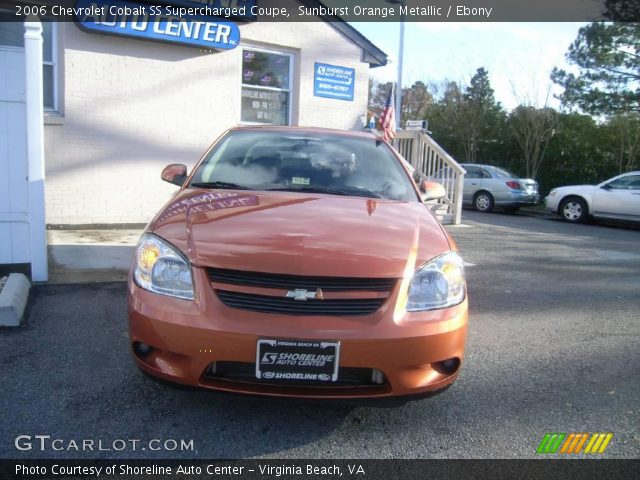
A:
552;184;596;194
148;189;452;278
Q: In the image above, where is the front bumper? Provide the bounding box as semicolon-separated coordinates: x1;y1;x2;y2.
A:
128;268;468;400
545;195;560;213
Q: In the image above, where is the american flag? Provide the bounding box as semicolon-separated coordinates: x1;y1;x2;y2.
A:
379;84;396;142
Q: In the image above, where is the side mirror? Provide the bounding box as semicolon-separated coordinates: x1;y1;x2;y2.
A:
420;180;447;202
161;164;187;186
600;183;612;190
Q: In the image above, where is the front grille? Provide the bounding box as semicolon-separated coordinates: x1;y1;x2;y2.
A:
205;361;382;387
208;267;395;292
216;290;385;316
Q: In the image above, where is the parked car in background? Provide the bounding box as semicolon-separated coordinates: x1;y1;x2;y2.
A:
128;126;468;401
545;171;640;224
459;164;540;213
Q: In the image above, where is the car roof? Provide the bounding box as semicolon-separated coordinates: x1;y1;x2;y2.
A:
229;125;381;141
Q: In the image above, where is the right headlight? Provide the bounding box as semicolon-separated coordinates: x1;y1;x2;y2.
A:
406;251;466;311
133;233;194;300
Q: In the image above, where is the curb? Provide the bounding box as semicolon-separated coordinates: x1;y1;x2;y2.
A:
0;273;31;327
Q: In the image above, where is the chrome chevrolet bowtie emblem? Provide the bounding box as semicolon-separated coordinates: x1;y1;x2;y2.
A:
285;288;323;301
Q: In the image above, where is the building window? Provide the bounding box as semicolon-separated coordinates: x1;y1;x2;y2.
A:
0;14;24;47
240;48;292;125
42;22;57;111
0;16;57;111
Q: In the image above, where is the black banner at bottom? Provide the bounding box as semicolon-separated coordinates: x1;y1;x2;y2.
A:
2;459;639;480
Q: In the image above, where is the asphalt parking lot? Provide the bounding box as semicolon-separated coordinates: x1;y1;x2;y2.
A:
1;212;638;459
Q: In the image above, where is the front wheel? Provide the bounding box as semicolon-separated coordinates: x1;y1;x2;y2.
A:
474;192;494;212
560;198;588;223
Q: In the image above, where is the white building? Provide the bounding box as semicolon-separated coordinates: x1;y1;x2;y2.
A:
0;0;387;279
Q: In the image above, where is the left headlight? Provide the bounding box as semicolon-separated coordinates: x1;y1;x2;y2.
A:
133;233;194;300
406;251;466;311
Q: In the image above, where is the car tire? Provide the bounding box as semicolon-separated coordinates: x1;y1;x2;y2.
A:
560;197;588;223
474;191;494;212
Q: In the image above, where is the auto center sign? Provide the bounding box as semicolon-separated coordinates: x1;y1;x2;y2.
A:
314;62;355;101
75;0;241;50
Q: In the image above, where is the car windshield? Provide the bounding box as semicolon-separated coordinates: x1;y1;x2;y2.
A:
485;166;517;178
190;130;418;201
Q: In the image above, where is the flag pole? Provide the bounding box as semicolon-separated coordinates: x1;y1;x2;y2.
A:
396;14;404;130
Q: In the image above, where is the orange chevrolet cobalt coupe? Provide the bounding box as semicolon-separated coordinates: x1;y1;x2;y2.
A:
128;127;468;401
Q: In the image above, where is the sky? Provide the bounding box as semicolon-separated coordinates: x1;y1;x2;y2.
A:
351;22;587;111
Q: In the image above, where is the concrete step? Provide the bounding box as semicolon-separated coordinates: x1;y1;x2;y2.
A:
428;204;448;213
429;204;453;224
436;213;454;224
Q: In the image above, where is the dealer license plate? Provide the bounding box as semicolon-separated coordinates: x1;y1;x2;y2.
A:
256;339;340;382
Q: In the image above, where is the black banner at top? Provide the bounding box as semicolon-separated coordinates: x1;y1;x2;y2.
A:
1;0;639;22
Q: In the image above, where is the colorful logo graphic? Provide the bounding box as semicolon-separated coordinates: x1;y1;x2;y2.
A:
537;433;613;454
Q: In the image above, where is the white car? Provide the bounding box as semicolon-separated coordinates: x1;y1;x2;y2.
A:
545;171;640;223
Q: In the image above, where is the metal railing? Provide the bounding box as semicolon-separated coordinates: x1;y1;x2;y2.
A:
393;131;466;224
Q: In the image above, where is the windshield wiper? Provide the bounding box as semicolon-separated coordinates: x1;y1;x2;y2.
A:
190;181;252;190
267;185;381;199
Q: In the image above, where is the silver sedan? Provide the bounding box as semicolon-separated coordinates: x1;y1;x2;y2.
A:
460;164;540;213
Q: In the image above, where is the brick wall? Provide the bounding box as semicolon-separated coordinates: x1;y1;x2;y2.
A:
44;19;371;225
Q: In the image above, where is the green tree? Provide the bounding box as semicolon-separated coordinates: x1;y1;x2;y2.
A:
368;80;434;128
368;80;393;120
509;106;559;179
426;69;506;164
452;68;508;163
603;113;640;172
461;68;506;163
534;112;639;194
540;112;609;193
426;80;468;161
603;0;640;22
401;81;433;125
551;22;640;116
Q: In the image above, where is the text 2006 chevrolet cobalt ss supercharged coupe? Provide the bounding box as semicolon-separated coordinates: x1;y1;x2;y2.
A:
128;126;468;400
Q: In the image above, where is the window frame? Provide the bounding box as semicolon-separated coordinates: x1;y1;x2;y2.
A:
464;166;482;179
484;166;515;179
238;45;294;126
605;174;640;190
42;21;59;113
0;17;61;114
0;12;25;48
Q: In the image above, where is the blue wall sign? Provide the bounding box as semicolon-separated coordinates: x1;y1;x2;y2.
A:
75;0;240;50
313;63;355;101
